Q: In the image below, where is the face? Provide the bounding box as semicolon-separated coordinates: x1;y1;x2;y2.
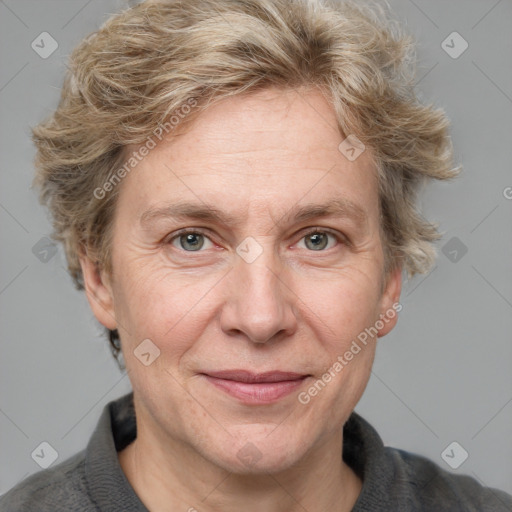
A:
82;87;401;473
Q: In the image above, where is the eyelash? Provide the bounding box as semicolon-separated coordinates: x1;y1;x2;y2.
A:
166;227;348;252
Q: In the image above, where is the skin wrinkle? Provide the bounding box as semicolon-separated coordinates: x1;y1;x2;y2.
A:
23;0;464;504
33;0;459;298
138;198;370;235
80;87;402;512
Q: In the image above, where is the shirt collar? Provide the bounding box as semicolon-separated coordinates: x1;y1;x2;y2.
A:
85;391;395;511
85;392;147;511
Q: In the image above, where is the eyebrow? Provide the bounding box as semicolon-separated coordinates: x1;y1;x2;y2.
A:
139;198;368;230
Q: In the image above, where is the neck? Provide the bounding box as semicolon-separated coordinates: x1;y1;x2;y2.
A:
118;415;362;512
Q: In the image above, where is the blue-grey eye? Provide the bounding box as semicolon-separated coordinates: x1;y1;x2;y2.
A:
299;231;337;251
173;232;207;251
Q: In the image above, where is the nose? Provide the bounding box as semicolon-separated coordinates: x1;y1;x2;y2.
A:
219;246;298;344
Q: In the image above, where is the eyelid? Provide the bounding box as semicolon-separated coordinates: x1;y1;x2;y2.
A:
295;227;349;249
165;227;216;249
165;226;349;251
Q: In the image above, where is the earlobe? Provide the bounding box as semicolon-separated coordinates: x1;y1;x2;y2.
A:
79;253;117;330
377;266;402;338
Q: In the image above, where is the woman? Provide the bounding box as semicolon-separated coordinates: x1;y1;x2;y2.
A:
2;0;510;510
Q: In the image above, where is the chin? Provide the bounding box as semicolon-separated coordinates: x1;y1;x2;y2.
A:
204;426;309;474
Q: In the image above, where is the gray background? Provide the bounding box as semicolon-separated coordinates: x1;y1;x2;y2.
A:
1;0;511;498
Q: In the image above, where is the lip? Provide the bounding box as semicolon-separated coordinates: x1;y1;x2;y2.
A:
201;370;310;404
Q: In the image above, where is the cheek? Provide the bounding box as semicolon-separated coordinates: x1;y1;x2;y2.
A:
294;268;380;404
112;264;219;353
295;267;382;344
299;276;380;424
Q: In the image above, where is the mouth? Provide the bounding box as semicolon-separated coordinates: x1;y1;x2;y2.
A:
200;370;311;404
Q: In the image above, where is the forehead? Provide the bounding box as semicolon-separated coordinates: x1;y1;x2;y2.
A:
145;87;372;169
119;87;379;227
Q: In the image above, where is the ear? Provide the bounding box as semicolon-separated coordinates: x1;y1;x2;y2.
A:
79;252;117;330
376;265;402;338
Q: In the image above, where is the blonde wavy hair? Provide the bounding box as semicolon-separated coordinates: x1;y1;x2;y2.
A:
32;0;459;357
